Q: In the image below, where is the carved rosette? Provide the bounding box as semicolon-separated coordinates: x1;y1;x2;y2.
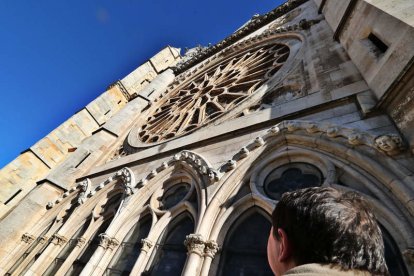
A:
141;238;154;253
204;240;219;258
21;233;35;244
51;234;68;246
184;234;205;256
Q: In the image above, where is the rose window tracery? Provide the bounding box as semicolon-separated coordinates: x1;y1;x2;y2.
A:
138;43;290;144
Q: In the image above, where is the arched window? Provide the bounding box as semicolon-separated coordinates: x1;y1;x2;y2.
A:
147;213;194;276
380;225;409;276
264;163;322;200
216;211;273;276
43;219;89;275
106;215;152;275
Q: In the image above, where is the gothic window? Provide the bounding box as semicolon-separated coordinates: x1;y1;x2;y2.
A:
264;163;323;200
137;42;290;144
159;183;190;210
380;225;409;276
216;210;273;276
105;215;152;275
147;213;194;275
43;220;89;276
67;218;113;276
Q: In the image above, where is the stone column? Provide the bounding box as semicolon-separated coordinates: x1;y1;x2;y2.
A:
31;233;68;274
182;234;205;276
92;236;119;275
200;240;219;276
129;238;154;275
79;233;111;276
0;233;36;275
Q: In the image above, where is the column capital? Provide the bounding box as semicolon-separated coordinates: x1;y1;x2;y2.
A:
76;237;86;248
204;240;219;258
21;233;35;244
184;234;205;256
51;234;68;246
141;238;154;253
98;233;111;248
39;235;49;244
107;238;120;250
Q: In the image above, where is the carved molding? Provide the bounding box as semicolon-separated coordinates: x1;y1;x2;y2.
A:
51;234;68;246
184;234;205;256
21;233;35;244
47;167;135;210
141;238;154;253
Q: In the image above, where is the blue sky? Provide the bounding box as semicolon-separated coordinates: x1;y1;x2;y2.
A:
0;0;284;168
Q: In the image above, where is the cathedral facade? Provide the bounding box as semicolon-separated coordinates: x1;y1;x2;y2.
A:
0;0;414;275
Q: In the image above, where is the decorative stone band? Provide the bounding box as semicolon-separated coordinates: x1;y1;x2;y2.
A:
204;240;219;258
21;233;35;244
47;167;135;210
51;234;68;246
107;238;120;251
140;238;154;253
219;120;406;173
135;150;220;188
172;0;309;74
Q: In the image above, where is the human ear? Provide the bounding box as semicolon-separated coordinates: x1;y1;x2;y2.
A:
277;228;292;262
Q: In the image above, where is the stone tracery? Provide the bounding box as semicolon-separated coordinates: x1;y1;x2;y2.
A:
137;43;290;144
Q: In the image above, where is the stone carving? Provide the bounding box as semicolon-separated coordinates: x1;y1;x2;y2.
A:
51;234;68;246
171;0;307;74
107;143;127;163
204;240;219;258
77;178;90;205
135;43;290;144
226;160;237;172
76;237;86;248
348;133;361;145
374;134;405;154
141;238;154;253
98;233;111;248
184;234;205;256
239;147;250;158
21;233;35;244
107;238;120;250
118;167;135;196
46;167;135;210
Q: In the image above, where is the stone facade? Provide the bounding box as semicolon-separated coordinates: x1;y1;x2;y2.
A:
0;0;413;275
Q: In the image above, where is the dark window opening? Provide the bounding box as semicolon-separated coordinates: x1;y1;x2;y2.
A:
216;211;273;276
367;33;388;56
4;189;22;205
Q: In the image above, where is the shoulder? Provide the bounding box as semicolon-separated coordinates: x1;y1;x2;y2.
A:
284;263;372;276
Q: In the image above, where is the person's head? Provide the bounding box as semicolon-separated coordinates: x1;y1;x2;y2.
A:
267;187;389;275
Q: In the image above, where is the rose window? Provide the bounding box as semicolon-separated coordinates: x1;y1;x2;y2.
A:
139;43;290;144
